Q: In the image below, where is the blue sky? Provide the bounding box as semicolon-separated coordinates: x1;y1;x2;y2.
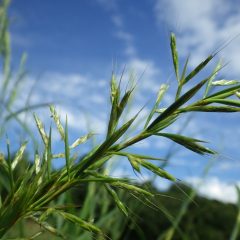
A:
5;0;240;203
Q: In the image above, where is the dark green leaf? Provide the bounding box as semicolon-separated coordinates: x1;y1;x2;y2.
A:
205;84;240;99
183;54;214;84
147;77;209;131
180;105;240;112
156;133;215;155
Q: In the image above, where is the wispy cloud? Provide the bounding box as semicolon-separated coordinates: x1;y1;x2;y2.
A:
96;0;137;58
16;72;108;135
155;0;240;76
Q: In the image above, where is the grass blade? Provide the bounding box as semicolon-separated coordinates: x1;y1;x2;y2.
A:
64;116;70;180
183;54;214;84
204;60;222;97
203;99;240;108
180;55;189;84
6;137;14;193
5;103;51;122
205;84;240;99
180;106;240;113
46;126;52;179
147;77;210;131
144;84;169;129
156;133;215;155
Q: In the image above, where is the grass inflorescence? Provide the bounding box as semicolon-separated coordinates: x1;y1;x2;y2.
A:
0;1;240;239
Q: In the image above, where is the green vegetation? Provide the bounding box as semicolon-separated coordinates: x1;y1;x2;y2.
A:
0;0;240;239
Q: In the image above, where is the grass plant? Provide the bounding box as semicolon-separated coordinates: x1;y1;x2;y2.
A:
1;1;240;239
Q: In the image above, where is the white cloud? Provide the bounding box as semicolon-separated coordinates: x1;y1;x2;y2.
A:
115;30;137;57
186;176;240;203
25;72;108;105
12;71;108;136
126;58;162;93
155;0;240;76
96;0;137;58
111;14;123;28
115;30;133;42
95;0;117;11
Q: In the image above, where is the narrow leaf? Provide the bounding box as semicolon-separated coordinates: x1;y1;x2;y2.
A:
47;126;52;178
156;133;215;155
144;84;169;129
204;99;240;108
183;54;214;84
180;56;189;84
204;60;222;97
205;84;240;100
76;113;138;173
64;116;70;180
181;106;240;113
6;137;14;192
147;77;210;131
5;103;51;122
